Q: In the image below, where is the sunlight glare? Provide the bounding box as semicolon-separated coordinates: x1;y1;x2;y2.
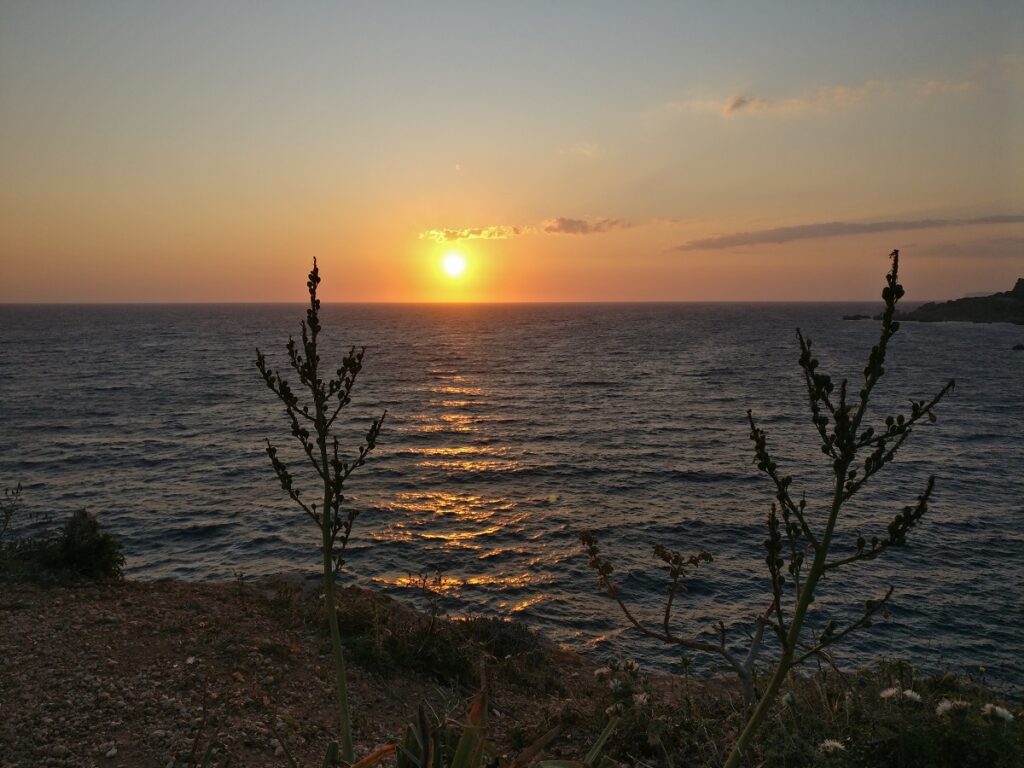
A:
442;252;467;278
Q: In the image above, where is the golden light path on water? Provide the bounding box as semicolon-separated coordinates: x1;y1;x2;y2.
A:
368;363;557;616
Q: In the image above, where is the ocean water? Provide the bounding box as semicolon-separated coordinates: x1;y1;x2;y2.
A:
2;303;1022;691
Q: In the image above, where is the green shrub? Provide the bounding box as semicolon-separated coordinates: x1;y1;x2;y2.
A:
335;590;559;691
756;665;1023;768
578;660;1021;767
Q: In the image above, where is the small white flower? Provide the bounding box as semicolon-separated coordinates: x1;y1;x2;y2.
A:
935;698;970;716
632;692;649;706
609;679;623;693
781;692;797;708
817;739;846;754
623;659;641;673
605;702;623;716
881;687;921;702
594;666;611;679
982;704;1014;722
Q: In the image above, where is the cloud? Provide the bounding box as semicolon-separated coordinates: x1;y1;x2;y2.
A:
720;79;890;117
917;236;1024;261
419;225;523;243
722;95;767;115
676;215;1024;251
560;142;600;158
421;217;635;241
916;79;974;97
543;217;633;235
671;75;977;119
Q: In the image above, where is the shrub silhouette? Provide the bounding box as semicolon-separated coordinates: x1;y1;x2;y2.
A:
57;509;125;579
581;251;955;766
256;258;385;763
1;496;124;581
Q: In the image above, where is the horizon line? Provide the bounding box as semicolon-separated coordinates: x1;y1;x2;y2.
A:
0;298;935;307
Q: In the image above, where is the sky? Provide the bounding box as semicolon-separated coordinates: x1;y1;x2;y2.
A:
1;1;1022;302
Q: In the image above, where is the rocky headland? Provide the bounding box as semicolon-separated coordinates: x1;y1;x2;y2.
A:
896;278;1024;325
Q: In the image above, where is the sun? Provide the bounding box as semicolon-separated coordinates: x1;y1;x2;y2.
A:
442;251;467;278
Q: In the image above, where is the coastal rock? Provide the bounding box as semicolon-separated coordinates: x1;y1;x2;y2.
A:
1014;343;1024;351
897;277;1024;325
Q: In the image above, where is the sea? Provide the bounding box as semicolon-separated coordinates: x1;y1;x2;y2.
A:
2;303;1022;692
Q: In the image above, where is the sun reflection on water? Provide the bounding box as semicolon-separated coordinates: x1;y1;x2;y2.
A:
373;571;541;595
373;365;550;607
415;458;520;472
430;385;483;396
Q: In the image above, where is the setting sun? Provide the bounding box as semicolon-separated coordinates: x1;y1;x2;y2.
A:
442;252;467;278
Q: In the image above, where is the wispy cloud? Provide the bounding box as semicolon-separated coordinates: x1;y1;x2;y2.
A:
543;217;633;235
421;217;634;241
918;236;1024;261
419;225;523;243
916;79;975;97
559;142;600;158
670;75;977;119
723;80;889;115
676;215;1024;251
722;95;767;115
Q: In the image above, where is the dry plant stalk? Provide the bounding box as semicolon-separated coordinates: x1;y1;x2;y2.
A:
0;484;22;541
256;259;385;763
579;534;767;704
581;251;954;766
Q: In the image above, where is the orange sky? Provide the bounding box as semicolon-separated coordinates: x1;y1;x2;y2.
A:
1;3;1022;302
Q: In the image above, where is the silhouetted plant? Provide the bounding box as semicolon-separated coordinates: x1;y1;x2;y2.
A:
256;258;385;763
0;484;22;542
1;491;124;581
579;533;767;704
581;251;955;766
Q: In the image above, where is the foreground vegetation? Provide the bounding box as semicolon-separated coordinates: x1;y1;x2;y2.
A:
3;253;1021;766
582;251;964;766
256;257;386;762
1;575;1020;767
0;493;124;582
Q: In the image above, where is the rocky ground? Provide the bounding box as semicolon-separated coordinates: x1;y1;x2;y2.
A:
0;579;601;768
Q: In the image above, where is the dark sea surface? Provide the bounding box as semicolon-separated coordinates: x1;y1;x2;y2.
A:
2;303;1022;691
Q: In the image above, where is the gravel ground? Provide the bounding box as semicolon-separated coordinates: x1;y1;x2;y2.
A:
0;579;594;768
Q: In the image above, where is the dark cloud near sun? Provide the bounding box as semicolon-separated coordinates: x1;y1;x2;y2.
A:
676;215;1024;251
543;217;633;235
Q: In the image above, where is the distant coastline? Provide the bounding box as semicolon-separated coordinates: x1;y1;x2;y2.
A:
895;278;1024;325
